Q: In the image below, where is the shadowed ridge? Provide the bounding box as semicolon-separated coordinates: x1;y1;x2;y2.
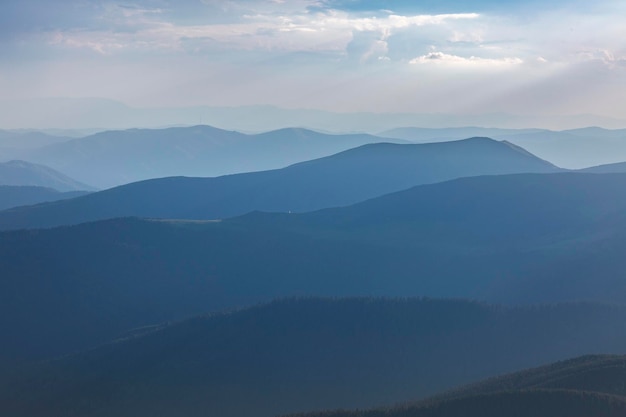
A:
5;173;626;367
290;354;626;417
4;299;626;417
423;354;626;403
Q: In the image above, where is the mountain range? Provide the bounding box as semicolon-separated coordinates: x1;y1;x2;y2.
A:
4;173;626;365
3;120;626;417
17;126;405;188
7;124;626;189
0;137;559;230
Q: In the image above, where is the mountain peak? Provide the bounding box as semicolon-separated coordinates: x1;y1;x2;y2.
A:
0;160;94;191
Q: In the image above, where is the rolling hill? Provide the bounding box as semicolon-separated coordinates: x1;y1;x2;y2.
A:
0;137;560;230
20;126;406;188
0;160;94;191
3;173;626;365
3;298;626;417
293;355;626;417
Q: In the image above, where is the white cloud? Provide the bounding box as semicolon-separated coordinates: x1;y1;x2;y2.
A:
44;9;481;56
577;49;626;69
409;51;523;68
2;0;626;120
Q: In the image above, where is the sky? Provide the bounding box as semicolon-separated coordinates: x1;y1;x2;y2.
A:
0;0;625;123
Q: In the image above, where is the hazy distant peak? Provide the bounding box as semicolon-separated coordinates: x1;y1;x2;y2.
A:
5;160;35;167
0;160;94;191
330;137;509;155
260;127;318;135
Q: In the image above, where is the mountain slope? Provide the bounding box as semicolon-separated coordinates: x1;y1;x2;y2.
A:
579;161;626;173
21;126;403;188
3;299;626;417
381;126;626;169
3;173;626;364
0;137;560;230
433;355;626;401
0;160;93;191
0;186;90;211
295;391;626;417
294;355;626;417
379;126;545;142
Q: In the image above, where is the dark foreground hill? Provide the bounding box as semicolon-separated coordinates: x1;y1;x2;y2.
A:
4;173;626;363
3;298;626;417
0;160;93;191
0;137;560;230
292;355;626;417
21;126;405;188
0;186;89;211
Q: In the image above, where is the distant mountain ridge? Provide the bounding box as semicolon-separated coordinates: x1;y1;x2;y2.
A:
0;160;94;191
3;98;626;131
379;126;547;141
19;125;406;188
0;137;560;230
3;298;626;417
0;129;72;150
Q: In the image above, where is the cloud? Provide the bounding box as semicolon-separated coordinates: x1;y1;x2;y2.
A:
1;0;625;121
409;51;523;68
577;49;626;69
41;7;481;58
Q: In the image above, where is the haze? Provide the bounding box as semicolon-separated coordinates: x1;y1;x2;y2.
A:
4;2;626;417
1;0;625;130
